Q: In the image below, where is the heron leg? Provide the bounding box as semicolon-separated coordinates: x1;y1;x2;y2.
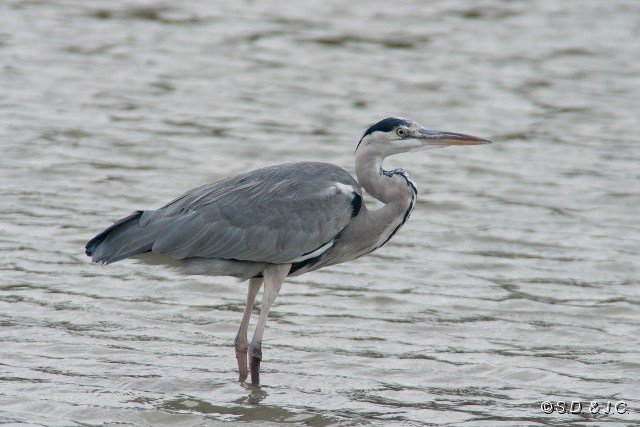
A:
249;263;290;385
235;277;263;382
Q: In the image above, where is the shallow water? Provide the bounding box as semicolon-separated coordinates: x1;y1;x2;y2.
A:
1;0;639;425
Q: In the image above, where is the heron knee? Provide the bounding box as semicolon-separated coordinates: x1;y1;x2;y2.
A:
235;332;248;351
249;340;262;361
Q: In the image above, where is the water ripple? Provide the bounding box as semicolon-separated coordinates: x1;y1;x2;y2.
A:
1;0;639;425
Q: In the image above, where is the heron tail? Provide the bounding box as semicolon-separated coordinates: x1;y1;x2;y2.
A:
85;210;160;264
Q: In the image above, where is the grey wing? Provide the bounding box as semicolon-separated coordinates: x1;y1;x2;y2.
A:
146;162;362;264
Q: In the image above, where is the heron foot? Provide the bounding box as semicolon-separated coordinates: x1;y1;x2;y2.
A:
249;341;262;385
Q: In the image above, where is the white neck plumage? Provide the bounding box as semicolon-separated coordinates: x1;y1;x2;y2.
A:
355;148;417;250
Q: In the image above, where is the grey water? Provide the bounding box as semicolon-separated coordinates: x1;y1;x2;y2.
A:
1;0;639;425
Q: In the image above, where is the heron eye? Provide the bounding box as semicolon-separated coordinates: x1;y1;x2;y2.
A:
396;128;406;137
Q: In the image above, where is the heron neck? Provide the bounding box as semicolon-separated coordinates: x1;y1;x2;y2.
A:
355;150;413;205
351;149;417;254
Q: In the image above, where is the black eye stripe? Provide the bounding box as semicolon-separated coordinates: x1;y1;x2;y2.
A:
356;117;412;151
362;118;411;137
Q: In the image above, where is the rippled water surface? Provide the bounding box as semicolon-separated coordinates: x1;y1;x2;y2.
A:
1;0;639;425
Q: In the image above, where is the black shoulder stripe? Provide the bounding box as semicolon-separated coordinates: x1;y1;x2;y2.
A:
351;192;362;217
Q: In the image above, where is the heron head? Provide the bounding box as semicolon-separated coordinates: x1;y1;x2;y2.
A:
356;117;491;156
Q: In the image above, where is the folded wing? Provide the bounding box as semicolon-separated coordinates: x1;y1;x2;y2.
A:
87;162;361;265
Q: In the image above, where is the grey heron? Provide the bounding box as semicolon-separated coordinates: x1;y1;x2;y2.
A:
85;117;491;384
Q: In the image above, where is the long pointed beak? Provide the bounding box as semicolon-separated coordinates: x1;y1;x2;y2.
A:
417;129;492;146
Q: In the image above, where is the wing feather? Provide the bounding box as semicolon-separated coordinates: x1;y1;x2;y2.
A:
146;162;360;263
